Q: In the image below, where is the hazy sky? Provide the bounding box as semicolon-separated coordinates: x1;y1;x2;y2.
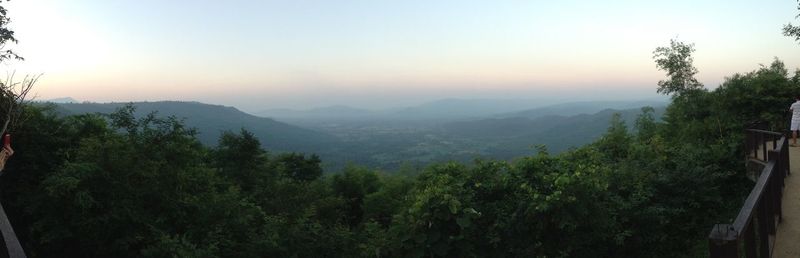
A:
5;0;800;111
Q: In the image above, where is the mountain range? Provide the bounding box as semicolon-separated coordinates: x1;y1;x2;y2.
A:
257;98;666;122
45;98;668;171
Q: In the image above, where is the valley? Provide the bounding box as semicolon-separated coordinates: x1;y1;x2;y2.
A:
49;98;666;171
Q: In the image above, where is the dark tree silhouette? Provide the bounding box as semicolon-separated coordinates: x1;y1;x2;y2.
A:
784;0;800;42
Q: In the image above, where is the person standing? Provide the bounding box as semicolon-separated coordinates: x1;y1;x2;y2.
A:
790;96;800;146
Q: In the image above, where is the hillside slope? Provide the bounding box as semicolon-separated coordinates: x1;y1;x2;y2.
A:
55;101;341;153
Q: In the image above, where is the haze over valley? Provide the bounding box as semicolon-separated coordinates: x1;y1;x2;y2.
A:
51;98;667;171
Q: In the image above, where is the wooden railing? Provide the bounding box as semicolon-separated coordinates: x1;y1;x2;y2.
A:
0;201;25;258
708;129;790;257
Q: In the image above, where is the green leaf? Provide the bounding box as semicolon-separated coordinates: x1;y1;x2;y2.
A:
456;217;471;229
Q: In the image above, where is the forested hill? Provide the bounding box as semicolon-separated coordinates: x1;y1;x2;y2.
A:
442;106;666;157
53;101;341;152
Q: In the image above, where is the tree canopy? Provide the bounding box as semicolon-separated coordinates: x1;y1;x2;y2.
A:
653;39;704;96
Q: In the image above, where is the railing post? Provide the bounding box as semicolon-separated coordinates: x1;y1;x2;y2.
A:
758;202;770;258
754;132;760;159
709;224;738;258
770;150;783;222
786;137;791;175
762;133;768;160
773;136;778;151
744;222;757;258
745;130;752;160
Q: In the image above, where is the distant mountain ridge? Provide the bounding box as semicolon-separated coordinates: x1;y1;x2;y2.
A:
497;100;667;119
39;97;79;103
386;98;555;120
258;105;378;121
54;101;340;153
256;98;665;122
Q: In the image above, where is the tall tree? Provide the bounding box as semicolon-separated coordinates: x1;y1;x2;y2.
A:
0;0;21;63
214;129;271;192
0;0;36;137
653;39;703;95
784;0;800;42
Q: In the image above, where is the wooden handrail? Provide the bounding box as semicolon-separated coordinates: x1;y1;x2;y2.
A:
744;129;786;163
0;202;25;258
746;129;785;137
709;129;790;257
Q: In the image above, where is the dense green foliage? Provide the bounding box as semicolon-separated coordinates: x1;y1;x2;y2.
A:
0;59;794;257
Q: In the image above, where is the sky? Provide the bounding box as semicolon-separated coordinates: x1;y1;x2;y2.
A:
3;0;800;111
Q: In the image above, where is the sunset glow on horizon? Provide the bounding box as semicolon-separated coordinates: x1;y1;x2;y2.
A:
4;0;800;111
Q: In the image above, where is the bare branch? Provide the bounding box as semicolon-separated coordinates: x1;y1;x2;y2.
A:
0;72;40;135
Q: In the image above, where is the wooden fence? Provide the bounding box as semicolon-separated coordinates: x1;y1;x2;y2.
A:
708;129;790;257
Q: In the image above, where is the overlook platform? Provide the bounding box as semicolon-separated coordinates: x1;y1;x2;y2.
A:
772;145;800;257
